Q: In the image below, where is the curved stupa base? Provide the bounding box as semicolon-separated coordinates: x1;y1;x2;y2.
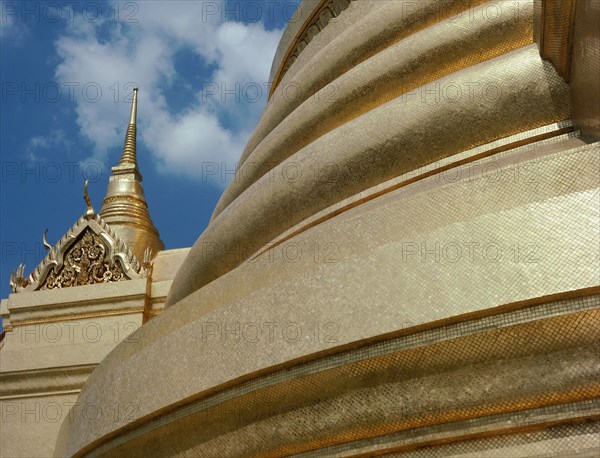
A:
54;0;600;456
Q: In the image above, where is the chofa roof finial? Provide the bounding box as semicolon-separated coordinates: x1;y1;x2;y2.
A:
42;229;51;250
83;179;96;220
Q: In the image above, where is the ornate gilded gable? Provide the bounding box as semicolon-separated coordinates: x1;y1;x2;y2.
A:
9;183;151;294
39;227;128;290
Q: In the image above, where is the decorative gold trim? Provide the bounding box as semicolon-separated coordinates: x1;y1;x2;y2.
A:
269;0;350;98
142;248;154;324
72;289;600;457
0;364;97;400
0;389;83;401
10;307;144;327
101;195;148;206
346;412;600;457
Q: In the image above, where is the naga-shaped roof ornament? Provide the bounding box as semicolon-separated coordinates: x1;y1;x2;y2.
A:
9;181;150;294
83;178;95;220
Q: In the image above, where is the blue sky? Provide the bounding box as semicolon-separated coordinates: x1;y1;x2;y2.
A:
0;0;300;303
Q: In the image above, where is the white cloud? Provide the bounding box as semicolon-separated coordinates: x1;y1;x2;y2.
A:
52;1;283;186
26;129;72;162
0;0;28;44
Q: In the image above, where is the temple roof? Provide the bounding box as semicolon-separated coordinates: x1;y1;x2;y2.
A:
9;88;163;294
10;181;150;293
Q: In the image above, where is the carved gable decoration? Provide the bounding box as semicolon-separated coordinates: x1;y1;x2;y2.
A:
40;228;127;290
11;214;148;293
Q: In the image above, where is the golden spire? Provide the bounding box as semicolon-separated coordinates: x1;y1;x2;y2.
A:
120;87;138;165
99;87;164;262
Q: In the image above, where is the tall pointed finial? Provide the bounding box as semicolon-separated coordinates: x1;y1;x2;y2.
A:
119;87;138;165
129;86;138;125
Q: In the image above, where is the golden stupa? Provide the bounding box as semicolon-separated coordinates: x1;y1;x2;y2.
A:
1;0;599;456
